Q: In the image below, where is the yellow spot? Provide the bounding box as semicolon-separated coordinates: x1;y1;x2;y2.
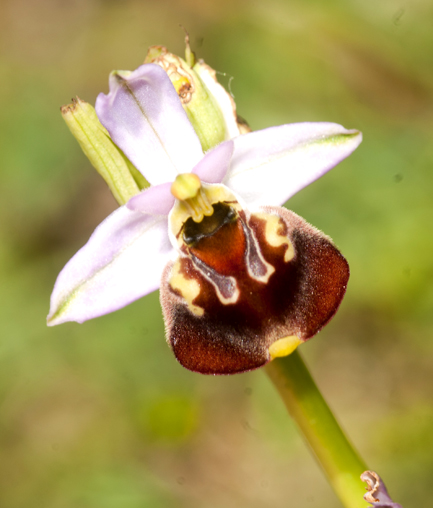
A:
172;75;193;102
171;75;191;92
169;260;204;317
269;335;301;360
258;213;294;262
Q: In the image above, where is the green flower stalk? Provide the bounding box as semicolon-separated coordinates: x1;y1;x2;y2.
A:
266;351;369;508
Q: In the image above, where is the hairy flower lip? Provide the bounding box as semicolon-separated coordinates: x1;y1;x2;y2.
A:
48;61;362;333
161;205;350;374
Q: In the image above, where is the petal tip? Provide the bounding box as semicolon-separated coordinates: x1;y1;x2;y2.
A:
46;311;68;327
46;303;79;327
347;128;363;143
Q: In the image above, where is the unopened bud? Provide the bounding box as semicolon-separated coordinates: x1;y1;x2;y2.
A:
145;42;246;151
61;97;148;205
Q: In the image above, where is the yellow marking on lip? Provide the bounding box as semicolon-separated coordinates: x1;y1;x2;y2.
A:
268;335;301;360
256;213;294;262
169;259;204;317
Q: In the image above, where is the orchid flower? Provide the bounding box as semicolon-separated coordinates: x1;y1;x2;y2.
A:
48;63;362;374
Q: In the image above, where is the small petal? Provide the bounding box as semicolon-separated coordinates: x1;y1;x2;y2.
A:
192;140;234;183
226;122;362;208
48;207;174;325
127;183;175;215
95;64;203;186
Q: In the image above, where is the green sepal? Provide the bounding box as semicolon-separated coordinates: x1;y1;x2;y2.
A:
183;68;227;152
61;97;149;205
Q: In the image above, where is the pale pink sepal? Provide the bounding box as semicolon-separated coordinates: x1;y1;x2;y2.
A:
226;122;362;208
47;206;174;325
127;182;175;215
193;140;234;183
95;64;203;186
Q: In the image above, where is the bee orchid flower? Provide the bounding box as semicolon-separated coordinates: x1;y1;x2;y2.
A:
48;63;362;374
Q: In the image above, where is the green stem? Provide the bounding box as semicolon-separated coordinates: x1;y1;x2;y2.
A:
265;350;369;508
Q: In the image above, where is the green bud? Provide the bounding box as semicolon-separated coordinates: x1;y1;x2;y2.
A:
61;98;149;205
145;44;246;152
192;59;251;136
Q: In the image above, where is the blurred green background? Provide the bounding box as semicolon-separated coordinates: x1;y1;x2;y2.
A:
1;0;433;506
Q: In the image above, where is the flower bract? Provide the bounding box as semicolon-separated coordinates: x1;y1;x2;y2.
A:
48;62;362;374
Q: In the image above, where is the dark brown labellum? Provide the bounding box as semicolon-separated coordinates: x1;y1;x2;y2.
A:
161;205;349;375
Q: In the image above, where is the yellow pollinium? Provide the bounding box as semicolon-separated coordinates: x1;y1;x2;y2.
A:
171;173;213;223
171;173;201;200
269;335;302;360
